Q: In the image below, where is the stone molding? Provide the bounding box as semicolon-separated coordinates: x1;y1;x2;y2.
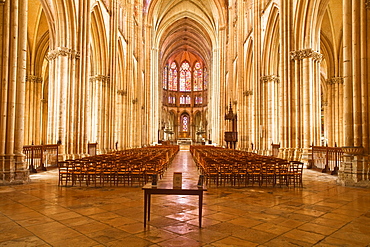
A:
26;75;43;83
117;90;127;96
47;47;80;60
260;75;280;83
89;75;110;83
290;49;323;62
243;90;253;96
326;77;344;85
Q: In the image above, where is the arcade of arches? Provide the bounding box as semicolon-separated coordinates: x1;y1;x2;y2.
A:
1;0;370;187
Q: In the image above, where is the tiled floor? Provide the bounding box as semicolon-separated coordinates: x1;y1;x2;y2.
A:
1;150;370;246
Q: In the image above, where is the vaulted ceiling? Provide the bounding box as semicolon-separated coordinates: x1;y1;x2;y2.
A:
146;0;227;67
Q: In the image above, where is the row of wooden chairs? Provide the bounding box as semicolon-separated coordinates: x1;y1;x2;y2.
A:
190;145;304;187
58;146;179;187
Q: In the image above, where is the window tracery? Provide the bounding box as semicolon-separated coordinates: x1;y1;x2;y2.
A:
163;65;168;89
179;61;192;91
193;62;203;91
181;114;189;132
168;62;178;91
162;59;207;108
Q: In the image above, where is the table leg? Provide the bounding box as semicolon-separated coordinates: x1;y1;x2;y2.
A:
199;192;203;228
148;193;151;222
144;191;147;227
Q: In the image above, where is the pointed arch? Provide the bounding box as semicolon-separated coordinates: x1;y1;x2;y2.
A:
90;3;108;75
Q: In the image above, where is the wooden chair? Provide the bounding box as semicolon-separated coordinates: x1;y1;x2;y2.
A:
275;161;290;187
130;162;146;186
57;161;73;186
247;161;262;186
205;164;219;186
260;162;276;186
115;162;130;186
289;161;304;187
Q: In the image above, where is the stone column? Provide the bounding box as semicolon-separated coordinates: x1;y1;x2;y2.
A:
116;89;127;150
47;47;80;158
339;0;370;187
0;0;28;184
90;75;109;153
260;75;280;155
290;49;323;163
325;77;344;146
25;75;43;145
76;0;91;156
279;0;293;160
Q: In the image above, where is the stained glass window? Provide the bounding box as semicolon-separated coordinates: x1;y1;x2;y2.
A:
204;67;208;90
181;114;189;132
186;95;191;104
179;61;191;91
169;62;177;91
168;95;176;104
193;62;203;91
195;96;203;104
180;95;185;104
163;65;168;89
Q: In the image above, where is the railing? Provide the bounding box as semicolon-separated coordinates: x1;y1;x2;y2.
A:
311;145;343;175
23;144;59;173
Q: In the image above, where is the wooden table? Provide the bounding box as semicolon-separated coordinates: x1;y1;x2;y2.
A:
142;184;207;228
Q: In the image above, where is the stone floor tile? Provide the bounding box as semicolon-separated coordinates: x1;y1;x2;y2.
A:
0;150;369;246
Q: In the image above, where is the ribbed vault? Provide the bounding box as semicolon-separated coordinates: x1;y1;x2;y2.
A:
146;0;227;67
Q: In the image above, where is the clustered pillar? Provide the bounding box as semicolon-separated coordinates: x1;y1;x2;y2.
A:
0;0;28;184
338;0;370;187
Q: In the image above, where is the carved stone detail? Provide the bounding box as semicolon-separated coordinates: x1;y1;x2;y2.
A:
47;47;80;60
117;90;127;96
326;77;344;85
26;75;43;83
260;75;280;83
89;75;110;83
366;0;370;9
243;90;253;96
290;49;323;62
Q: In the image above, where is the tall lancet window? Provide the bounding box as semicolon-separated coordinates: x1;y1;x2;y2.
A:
168;62;178;91
204;67;208;90
179;61;191;91
181;114;189;132
162;65;168;89
193;62;203;91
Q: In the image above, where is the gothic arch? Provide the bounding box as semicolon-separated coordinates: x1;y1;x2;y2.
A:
262;4;280;76
144;0;228;145
294;0;330;49
90;4;108;76
260;4;280;153
240;37;254;151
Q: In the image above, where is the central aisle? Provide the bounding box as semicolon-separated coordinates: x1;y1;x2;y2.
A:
159;149;201;187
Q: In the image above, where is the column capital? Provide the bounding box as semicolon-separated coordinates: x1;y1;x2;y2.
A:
243;90;253;96
89;75;110;83
260;75;280;83
47;47;80;60
290;49;323;62
117;90;127;96
26;75;43;83
326;77;344;85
